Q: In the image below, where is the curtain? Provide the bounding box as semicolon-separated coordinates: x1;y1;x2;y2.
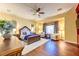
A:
43;21;58;34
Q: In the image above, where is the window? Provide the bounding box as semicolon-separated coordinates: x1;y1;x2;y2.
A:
45;25;55;34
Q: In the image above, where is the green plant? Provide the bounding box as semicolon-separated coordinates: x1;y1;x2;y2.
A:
0;20;6;28
0;20;16;36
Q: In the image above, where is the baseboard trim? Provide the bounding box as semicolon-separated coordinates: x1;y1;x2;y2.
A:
63;40;79;47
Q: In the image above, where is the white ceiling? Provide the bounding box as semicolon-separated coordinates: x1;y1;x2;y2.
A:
0;3;76;20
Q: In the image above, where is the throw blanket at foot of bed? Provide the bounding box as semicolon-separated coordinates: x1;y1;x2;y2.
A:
24;34;40;45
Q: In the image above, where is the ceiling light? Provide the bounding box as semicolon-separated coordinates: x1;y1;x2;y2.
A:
36;12;39;15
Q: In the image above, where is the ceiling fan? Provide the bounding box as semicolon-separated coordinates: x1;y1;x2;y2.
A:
32;7;45;17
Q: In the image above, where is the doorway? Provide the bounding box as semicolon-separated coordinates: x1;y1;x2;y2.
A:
76;16;79;46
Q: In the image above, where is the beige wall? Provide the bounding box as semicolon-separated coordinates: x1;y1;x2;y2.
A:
39;7;77;44
58;18;65;40
39;12;65;23
64;8;77;43
35;22;43;34
0;12;36;34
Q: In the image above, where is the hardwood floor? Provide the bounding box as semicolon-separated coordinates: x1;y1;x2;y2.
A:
24;39;79;56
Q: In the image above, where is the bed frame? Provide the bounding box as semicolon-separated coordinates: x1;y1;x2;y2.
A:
19;26;40;45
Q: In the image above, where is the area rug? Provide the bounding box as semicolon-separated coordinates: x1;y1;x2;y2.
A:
22;38;48;55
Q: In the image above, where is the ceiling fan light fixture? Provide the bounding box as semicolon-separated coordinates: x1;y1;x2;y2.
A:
31;7;45;18
36;12;39;15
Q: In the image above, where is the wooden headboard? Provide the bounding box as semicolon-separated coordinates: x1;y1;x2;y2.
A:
19;26;32;39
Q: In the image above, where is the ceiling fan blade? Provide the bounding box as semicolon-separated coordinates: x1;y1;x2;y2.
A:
39;12;45;14
36;8;41;12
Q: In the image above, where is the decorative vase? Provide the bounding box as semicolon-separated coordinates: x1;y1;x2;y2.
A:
3;33;11;40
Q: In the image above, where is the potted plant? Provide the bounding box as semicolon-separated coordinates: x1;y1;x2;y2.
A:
0;20;16;39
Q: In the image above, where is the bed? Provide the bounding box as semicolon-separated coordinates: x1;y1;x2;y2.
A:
19;26;40;44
